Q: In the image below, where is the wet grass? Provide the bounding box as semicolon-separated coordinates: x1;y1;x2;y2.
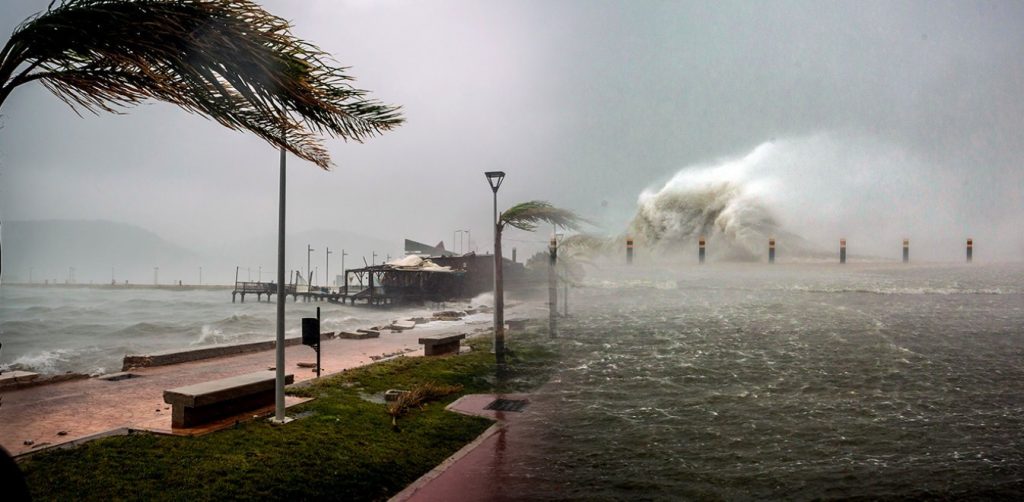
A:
19;332;558;501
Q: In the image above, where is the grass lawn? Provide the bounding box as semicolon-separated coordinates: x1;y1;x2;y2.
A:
19;333;558;501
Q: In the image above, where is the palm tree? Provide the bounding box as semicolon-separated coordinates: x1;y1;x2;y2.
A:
0;0;403;167
0;0;403;421
494;201;580;363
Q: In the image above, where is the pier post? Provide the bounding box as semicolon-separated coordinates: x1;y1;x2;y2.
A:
840;238;846;264
512;247;517;263
769;238;776;264
903;238;909;263
699;237;706;264
626;237;634;265
966;238;973;263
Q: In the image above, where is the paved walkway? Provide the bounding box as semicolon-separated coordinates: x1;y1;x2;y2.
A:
0;321;488;457
392;393;543;502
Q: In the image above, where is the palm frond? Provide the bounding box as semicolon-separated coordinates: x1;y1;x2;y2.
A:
0;0;403;168
499;200;582;232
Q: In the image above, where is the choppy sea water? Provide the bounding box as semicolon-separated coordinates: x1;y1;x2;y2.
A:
503;263;1024;500
0;286;429;375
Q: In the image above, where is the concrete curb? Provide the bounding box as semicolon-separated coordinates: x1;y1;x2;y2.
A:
388;423;503;502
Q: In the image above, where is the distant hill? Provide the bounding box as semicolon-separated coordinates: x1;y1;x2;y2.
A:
0;220;199;284
1;220;412;285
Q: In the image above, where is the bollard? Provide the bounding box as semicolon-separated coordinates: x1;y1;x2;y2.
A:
768;238;776;264
840;238;846;264
626;237;634;265
966;238;973;263
902;238;909;263
698;237;706;264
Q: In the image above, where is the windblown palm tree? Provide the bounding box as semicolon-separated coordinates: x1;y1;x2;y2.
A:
493;201;580;361
0;0;403;168
0;0;402;420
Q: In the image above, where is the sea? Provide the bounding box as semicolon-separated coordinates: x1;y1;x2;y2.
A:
3;262;1023;499
0;286;430;375
500;262;1024;499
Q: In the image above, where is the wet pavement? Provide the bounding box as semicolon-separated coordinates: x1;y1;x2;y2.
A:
0;322;487;457
392;393;537;502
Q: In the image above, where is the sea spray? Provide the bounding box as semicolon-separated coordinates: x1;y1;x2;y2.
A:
615;134;1019;262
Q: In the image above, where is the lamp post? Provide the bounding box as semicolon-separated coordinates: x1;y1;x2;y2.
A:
485;171;506;363
326;247;332;288
273;141;286;423
464;229;471;253
307;244;314;286
341;249;348;286
454;230;462;254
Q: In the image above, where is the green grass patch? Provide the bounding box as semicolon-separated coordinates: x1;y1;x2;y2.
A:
19;333;558;501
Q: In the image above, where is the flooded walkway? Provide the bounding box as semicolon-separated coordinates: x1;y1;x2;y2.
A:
0;323;482;457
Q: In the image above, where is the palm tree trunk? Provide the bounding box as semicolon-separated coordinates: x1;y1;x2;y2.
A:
494;226;506;365
548;239;557;338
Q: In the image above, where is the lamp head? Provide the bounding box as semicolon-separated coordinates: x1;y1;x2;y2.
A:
484;171;506;193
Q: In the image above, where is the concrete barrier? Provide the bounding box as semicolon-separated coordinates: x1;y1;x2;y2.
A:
122;337;303;371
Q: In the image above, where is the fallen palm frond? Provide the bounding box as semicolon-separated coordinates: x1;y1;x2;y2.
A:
0;0;403;168
386;382;463;426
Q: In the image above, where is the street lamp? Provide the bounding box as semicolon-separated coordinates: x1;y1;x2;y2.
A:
307;245;314;285
454;230;461;255
485;171;505;362
326;247;333;288
464;229;471;253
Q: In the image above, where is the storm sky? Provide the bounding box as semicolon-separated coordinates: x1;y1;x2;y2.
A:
2;0;1023;277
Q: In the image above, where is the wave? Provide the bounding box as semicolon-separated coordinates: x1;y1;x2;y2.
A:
2;348;79;374
626;142;818;261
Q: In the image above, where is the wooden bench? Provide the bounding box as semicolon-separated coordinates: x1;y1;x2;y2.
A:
163;371;293;428
418;333;467;356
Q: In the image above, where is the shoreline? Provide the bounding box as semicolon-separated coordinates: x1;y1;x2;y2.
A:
0;307;500;457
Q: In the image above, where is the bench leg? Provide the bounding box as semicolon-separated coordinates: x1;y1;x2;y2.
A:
171;389;278;428
424;341;460;356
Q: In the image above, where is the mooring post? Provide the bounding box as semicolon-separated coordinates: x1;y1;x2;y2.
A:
903;238;910;263
966;238;973;263
626;237;634;265
512;247;517;263
699;237;706;264
549;236;558;338
840;238;847;264
769;238;776;264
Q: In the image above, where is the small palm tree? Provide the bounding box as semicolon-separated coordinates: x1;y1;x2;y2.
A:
0;0;403;168
494;201;580;362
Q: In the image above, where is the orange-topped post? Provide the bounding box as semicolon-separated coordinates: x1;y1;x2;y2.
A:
840;238;847;264
966;238;973;263
699;237;706;264
768;238;776;264
902;238;910;263
626;237;634;265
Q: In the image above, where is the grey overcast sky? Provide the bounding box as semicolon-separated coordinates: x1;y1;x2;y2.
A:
1;0;1023;263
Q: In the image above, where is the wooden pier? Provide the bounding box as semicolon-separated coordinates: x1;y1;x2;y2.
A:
230;263;464;306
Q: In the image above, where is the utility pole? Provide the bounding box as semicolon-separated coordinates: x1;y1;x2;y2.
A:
372;251;377;266
258;265;262;282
